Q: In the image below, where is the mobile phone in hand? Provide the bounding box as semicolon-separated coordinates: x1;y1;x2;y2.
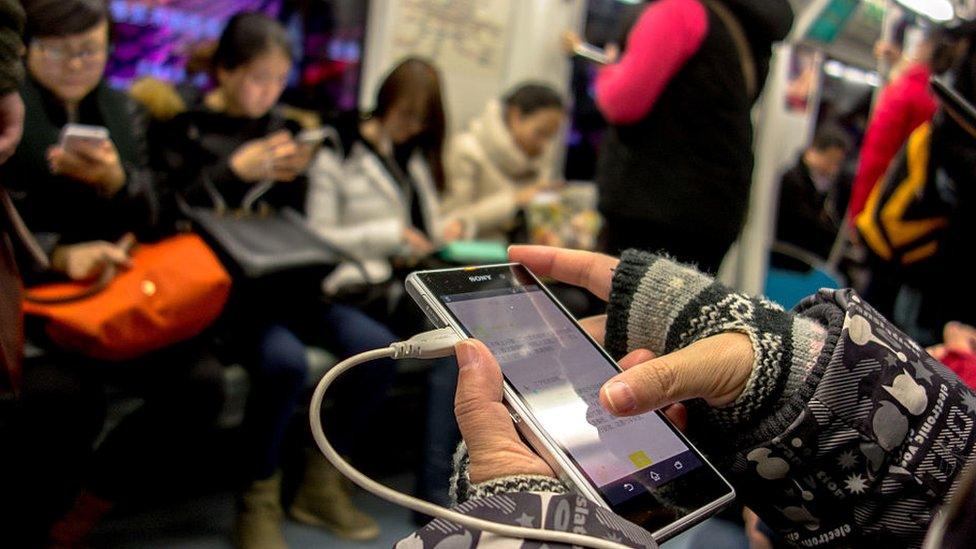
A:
575;43;612;65
296;127;330;146
59;124;110;153
406;264;736;542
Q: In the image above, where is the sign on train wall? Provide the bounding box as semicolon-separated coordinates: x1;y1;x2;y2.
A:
391;0;514;81
361;0;584;132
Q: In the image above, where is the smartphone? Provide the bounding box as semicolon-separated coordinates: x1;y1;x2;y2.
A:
574;42;611;65
59;124;109;152
406;264;735;541
295;127;330;146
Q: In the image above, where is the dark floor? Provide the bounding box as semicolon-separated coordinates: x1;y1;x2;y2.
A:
87;472;747;549
88;474;418;549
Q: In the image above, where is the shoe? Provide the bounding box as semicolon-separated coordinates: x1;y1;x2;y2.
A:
234;472;288;549
48;491;113;549
289;450;380;541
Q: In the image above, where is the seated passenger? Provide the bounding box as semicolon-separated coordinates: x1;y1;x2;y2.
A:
775;127;851;266
156;13;394;547
308;57;460;290
307;57;462;511
441;83;566;241
2;0;223;545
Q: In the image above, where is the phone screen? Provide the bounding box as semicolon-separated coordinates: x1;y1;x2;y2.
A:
443;281;700;505
414;265;734;535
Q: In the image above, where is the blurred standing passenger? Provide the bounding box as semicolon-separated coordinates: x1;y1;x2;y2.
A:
567;0;793;273
2;1;224;545
848;28;961;226
915;25;976;341
440;83;565;241
158;13;392;547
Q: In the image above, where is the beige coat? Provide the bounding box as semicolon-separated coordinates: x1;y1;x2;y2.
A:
442;100;552;240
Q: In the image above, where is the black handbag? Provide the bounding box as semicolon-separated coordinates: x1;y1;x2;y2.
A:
180;177;343;282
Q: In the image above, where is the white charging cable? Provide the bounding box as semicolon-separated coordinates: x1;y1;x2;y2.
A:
309;327;645;549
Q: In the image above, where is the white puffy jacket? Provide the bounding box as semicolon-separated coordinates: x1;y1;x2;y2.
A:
306;139;444;293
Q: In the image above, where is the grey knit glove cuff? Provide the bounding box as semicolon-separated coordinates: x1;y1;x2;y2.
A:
449;442;569;504
605;250;826;444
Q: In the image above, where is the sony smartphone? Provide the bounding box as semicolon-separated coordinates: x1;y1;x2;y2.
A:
59;124;110;152
406;264;735;541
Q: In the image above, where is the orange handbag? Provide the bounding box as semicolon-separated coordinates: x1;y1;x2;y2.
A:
23;234;232;361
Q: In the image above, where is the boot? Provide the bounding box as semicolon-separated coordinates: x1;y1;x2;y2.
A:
289;450;380;541
234;472;288;549
48;491;113;549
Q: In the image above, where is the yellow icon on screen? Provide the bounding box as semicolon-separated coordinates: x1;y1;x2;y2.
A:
629;451;653;469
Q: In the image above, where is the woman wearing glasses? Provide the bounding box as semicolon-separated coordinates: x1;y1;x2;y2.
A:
2;1;223;546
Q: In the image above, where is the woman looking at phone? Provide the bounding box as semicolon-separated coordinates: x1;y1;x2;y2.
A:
2;1;225;546
308;56;461;268
2;0;155;277
159;12;397;547
440;82;566;242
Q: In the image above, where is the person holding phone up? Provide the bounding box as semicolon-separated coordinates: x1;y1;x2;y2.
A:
400;246;976;548
1;0;155;281
1;2;226;547
158;13;405;547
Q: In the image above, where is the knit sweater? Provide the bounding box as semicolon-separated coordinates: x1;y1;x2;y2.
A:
409;251;976;548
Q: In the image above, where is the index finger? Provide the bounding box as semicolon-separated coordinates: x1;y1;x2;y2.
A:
69;141;111;164
265;130;293;146
508;245;619;301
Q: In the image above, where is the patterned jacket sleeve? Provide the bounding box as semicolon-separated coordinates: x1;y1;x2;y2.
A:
399;492;658;549
605;250;976;547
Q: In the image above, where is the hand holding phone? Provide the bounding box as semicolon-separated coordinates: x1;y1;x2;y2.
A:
295;127;329;146
453;338;681;484
406;254;736;541
231;131;312;183
59;123;110;153
574;42;613;65
50;124;124;193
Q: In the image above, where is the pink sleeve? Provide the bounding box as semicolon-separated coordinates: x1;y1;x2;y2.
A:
595;0;709;125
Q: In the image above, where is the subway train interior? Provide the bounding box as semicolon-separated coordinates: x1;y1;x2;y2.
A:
1;0;975;548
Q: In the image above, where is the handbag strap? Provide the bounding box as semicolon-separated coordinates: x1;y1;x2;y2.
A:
703;0;758;100
241;179;275;214
24;234;136;305
319;125;345;159
1;188;49;271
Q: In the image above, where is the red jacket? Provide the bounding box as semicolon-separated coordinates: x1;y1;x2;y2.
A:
848;63;937;224
941;350;976;390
